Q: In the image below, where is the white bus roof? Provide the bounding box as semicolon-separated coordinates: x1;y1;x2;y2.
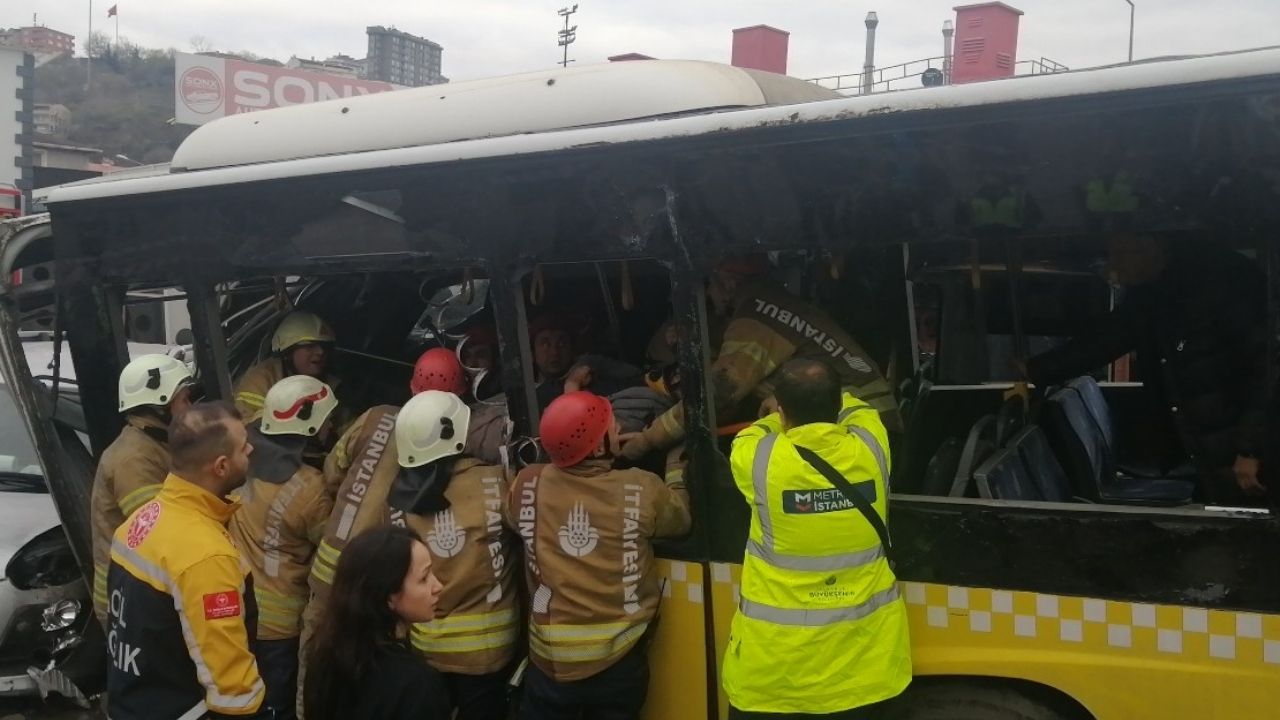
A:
171;60;840;172
43;48;1280;206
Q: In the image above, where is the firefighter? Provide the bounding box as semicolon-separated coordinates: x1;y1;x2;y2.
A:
620;257;898;464
392;390;521;720
234;310;338;424
723;358;911;718
302;349;516;718
89;353;195;623
506;391;691;720
106;401;267;720
229;376;339;720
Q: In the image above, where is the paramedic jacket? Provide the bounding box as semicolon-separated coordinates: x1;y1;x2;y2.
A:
107;473;268;720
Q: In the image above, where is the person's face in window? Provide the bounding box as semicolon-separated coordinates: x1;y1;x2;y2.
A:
289;343;328;378
389;540;443;624
533;329;573;379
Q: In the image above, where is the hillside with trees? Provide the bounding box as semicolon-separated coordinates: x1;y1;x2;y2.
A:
32;33;274;164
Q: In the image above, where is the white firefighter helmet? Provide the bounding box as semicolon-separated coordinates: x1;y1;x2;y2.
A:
271;311;336;353
118;354;194;412
395;390;471;468
259;375;338;437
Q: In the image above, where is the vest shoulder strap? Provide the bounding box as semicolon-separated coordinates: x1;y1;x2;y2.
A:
792;445;893;565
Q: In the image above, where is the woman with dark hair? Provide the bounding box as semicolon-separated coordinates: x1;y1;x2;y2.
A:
303;525;450;720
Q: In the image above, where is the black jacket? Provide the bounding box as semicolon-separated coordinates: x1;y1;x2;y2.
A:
1029;241;1268;471
322;643;450;720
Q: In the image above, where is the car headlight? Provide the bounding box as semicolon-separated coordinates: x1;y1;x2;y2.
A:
5;526;80;590
41;598;81;631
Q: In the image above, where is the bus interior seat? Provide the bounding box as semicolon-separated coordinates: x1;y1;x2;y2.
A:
919;436;963;496
1042;381;1195;506
973;440;1040;501
948;415;997;497
1011;426;1073;503
995;395;1027;446
1070;376;1196;481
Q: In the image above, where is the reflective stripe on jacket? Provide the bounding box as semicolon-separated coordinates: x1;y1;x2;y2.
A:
721;393;911;714
90;413;169;623
228;465;331;640
106;474;266;720
505;460;691;682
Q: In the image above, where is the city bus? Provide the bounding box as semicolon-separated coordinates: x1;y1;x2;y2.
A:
4;53;1280;718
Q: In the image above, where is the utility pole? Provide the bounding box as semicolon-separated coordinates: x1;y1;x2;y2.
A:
942;19;954;84
557;5;578;68
862;11;879;95
1123;0;1135;62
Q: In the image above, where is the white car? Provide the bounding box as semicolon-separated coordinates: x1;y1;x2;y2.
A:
0;349;100;707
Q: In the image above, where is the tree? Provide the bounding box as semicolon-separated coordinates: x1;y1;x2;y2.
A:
85;31;111;59
189;35;214;53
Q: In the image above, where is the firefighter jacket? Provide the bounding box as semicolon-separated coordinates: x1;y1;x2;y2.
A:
403;458;521;675
90;413;170;623
106;474;267;720
505;459;691;682
233;358;288;424
641;280;900;453
721;393;911;714
228;464;331;641
309;406;400;601
311;405;520;675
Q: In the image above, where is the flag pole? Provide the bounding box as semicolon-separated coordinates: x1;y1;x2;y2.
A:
86;0;92;89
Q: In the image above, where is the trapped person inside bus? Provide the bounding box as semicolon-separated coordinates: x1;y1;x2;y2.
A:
388;390;521;720
234;310;340;426
106;401;268;720
531;311;642;410
303;525;450;720
724;358;910;718
230;376;339;720
506;391;691;720
620;255;900;464
1027;230;1269;504
90;354;196;624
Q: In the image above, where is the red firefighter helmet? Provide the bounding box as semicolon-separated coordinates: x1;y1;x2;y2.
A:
411;348;467;396
540;391;614;468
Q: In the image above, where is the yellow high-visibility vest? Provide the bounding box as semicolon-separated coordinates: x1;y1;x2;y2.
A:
722;394;912;714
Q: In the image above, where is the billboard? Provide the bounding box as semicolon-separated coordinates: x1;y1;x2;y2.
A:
174;52;397;126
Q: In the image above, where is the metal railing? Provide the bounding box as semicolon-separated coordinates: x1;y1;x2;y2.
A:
807;55;1069;96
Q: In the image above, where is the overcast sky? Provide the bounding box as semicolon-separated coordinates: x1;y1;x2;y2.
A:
11;0;1280;82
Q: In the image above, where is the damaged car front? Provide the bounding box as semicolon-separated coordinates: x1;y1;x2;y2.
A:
0;369;101;708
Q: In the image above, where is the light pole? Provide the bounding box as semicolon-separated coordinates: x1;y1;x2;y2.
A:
1123;0;1134;62
557;5;578;68
862;11;879;95
942;19;954;84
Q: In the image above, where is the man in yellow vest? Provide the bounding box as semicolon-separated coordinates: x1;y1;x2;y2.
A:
723;358;911;718
230;375;338;720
